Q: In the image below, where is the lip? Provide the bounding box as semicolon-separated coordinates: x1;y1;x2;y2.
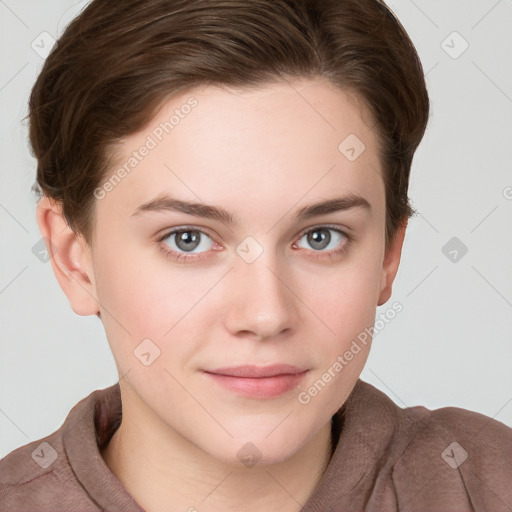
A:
203;364;309;399
206;364;307;378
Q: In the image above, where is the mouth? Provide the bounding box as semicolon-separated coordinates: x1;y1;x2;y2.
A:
203;364;309;399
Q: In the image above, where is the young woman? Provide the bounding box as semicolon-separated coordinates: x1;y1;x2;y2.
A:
1;1;511;510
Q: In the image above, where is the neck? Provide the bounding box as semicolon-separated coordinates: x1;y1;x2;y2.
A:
101;387;334;512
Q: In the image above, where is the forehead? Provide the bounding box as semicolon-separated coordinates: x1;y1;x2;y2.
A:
98;78;384;227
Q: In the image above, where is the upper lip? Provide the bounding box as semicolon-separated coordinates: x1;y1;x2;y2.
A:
205;364;308;378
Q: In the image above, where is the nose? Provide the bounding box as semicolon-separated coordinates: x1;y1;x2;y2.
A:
223;250;297;341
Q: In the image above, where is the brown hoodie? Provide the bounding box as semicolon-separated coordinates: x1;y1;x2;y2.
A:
1;379;511;511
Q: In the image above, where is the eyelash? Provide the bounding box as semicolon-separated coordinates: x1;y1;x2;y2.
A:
157;225;353;263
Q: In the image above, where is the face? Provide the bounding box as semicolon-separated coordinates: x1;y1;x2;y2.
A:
81;77;391;465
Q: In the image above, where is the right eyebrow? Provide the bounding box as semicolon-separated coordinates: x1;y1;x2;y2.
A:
131;194;235;224
131;192;371;224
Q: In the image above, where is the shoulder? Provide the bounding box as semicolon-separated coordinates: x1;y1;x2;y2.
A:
353;380;512;463
347;381;512;509
0;429;89;510
392;401;512;510
0;387;110;511
397;403;512;465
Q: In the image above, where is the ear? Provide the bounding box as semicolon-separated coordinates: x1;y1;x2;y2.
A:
377;220;408;306
35;196;99;316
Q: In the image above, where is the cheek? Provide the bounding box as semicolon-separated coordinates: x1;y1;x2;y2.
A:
296;263;378;415
93;241;222;364
94;233;198;326
308;253;382;341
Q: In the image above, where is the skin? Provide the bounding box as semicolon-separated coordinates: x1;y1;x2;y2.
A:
36;77;406;512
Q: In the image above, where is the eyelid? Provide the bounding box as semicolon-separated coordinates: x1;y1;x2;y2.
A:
155;225;217;243
156;223;352;244
295;223;352;240
156;223;353;261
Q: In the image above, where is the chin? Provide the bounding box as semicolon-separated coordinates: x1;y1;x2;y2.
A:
203;428;308;469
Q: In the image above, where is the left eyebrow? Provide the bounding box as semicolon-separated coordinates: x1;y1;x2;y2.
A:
131;193;371;223
295;194;371;220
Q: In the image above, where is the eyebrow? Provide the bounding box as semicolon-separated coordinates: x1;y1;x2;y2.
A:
131;193;371;223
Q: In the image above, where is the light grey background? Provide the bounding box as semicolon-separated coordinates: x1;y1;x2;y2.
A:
1;0;511;459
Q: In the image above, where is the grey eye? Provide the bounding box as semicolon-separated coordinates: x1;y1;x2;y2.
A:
163;229;214;253
297;228;345;251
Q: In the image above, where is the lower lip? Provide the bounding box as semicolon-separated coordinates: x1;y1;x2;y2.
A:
204;371;308;399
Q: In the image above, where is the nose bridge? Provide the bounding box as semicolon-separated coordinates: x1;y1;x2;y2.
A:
225;241;295;339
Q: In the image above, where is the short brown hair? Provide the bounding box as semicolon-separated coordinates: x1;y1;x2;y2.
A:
29;0;429;250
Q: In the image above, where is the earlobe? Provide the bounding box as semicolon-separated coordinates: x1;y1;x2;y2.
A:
35;196;100;316
377;221;408;306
